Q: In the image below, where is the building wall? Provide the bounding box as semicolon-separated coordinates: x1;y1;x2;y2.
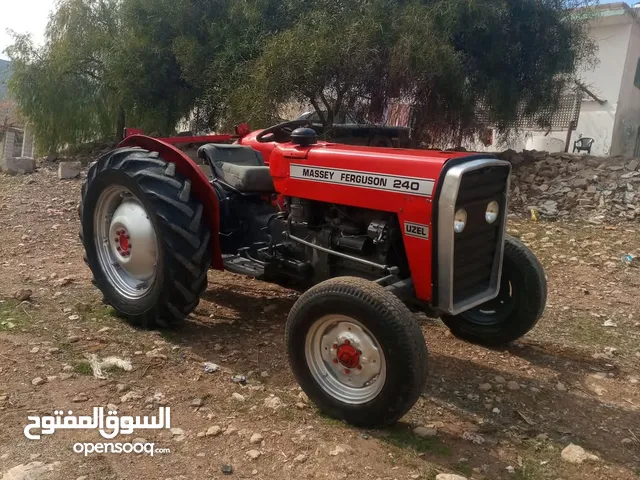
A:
570;20;632;156
611;20;640;156
465;15;633;156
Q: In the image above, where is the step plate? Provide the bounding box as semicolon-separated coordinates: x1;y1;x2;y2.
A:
222;255;265;278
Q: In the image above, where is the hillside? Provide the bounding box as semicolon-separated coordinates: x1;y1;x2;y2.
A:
0;59;11;98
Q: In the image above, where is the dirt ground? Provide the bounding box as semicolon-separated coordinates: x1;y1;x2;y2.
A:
0;165;638;480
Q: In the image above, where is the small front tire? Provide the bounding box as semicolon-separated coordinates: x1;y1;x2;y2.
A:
441;235;547;346
286;277;428;427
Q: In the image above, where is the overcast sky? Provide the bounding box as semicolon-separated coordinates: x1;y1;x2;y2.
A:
0;0;625;61
0;0;56;60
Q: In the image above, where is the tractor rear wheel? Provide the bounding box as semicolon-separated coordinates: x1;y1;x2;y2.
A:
79;148;211;328
286;277;428;427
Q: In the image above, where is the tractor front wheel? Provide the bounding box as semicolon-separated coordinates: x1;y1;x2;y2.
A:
286;277;428;427
79;148;212;328
441;235;547;346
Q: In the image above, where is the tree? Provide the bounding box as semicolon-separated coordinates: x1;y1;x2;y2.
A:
235;0;597;145
6;0;597;150
7;0;123;152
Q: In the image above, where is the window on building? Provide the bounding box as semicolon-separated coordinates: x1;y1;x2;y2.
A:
635;58;640;89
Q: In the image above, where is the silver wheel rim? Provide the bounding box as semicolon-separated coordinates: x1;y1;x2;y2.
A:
305;315;386;405
94;186;159;299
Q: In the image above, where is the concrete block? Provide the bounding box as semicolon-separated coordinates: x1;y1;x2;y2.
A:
5;157;36;174
58;161;82;179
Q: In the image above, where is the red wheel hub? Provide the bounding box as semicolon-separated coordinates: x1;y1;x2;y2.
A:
115;229;131;256
336;343;360;369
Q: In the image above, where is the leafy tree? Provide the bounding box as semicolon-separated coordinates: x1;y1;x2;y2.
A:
6;0;597;150
237;0;598;145
7;0;123;152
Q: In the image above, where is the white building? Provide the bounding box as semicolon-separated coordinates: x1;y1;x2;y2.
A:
575;2;640;156
475;3;640;157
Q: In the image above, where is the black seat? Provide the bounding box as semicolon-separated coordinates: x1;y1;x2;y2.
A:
198;144;274;192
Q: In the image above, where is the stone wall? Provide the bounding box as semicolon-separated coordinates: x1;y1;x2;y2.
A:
496;150;640;222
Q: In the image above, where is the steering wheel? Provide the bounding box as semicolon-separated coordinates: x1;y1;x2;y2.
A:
256;119;314;143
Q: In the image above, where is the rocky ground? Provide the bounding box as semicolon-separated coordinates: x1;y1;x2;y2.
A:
500;150;640;222
0;164;639;480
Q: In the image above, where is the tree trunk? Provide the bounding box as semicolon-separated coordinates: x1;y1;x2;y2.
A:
116;106;126;142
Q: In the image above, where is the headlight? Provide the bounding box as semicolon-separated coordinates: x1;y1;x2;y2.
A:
454;208;467;233
485;201;500;224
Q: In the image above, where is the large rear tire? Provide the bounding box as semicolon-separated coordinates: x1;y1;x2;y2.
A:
441;235;547;346
286;277;428;427
79;148;211;328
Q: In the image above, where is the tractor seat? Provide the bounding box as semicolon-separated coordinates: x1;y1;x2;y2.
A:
198;144;274;193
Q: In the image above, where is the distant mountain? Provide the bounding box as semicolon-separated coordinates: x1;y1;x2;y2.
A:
0;59;11;99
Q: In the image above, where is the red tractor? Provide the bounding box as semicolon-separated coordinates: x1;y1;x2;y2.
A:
79;120;546;427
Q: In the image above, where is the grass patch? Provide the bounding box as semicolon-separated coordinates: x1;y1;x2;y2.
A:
319;413;345;428
89;304;119;319
381;425;452;457
160;330;177;342
457;460;473;477
0;300;31;331
74;361;93;376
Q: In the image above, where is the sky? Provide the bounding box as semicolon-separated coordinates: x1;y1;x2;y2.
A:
0;0;626;61
0;0;56;60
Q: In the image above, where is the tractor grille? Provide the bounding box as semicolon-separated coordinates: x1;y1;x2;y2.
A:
452;165;510;305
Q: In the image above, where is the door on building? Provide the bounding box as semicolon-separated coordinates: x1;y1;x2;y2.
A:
634;127;640;157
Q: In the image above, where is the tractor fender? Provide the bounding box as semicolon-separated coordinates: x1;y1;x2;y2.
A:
118;134;223;270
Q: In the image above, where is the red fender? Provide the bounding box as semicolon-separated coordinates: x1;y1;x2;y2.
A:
118;135;223;270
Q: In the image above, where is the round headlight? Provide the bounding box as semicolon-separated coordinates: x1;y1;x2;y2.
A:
485;201;500;224
454;208;467;233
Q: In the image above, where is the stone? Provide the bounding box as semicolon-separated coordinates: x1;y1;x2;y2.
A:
250;433;264;444
413;426;438;438
571;177;588;187
58;161;82;179
191;397;204;407
72;393;89;402
31;377;46;386
494;375;506;384
1;461;60;480
506;381;520;391
621;438;633;446
462;431;485;445
260;371;269;378
435;475;469;480
14;289;32;302
627;159;639;171
264;396;283;409
556;382;567;391
246;449;261;460
231;392;245;402
223;426;238;436
293;454;308;464
5;157;36;174
116;384;128;393
263;304;278;313
561;443;599;464
478;383;492;392
329;445;346;456
206;425;222;437
221;465;233;475
120;391;142;403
